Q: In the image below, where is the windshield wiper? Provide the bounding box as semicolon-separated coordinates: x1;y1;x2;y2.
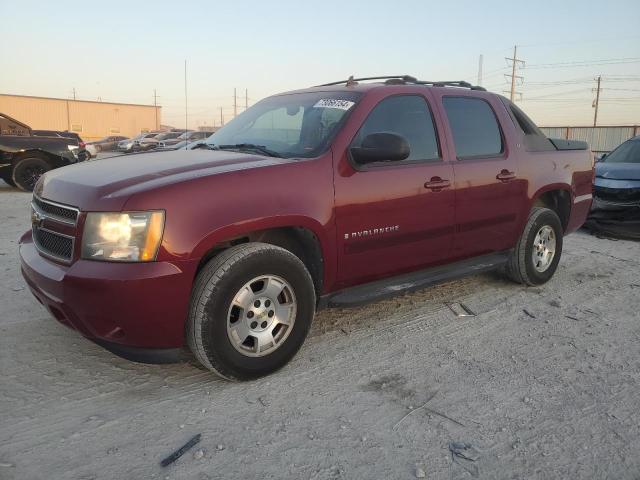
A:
215;143;282;158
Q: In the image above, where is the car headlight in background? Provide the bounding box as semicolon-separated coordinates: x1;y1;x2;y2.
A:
81;211;164;262
67;144;79;157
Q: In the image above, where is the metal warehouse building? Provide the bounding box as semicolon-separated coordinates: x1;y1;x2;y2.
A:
540;126;639;154
0;94;161;142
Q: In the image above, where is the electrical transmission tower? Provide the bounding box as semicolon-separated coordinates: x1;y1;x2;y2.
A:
504;46;525;101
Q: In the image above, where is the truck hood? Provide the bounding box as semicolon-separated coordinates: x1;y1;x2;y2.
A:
596;162;640;181
36;149;287;211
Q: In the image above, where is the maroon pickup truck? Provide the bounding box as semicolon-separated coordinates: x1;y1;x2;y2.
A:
19;76;594;380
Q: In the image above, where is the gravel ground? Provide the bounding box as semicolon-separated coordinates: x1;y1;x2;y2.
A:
1;181;639;480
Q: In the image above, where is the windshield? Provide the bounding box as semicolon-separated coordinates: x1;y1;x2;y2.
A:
603;139;640;164
206;91;361;158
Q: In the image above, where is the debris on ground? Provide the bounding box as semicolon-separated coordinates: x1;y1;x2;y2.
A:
446;302;476;317
523;309;536;319
160;434;202;467
449;442;482;477
415;466;426;478
392;391;438;430
193;449;204;460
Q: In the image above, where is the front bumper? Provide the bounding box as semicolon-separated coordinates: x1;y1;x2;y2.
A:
19;230;199;362
586;196;640;239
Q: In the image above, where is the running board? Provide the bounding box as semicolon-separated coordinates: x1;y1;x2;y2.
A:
319;251;510;309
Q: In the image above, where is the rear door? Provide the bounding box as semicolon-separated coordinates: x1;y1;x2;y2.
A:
438;94;523;258
333;92;456;288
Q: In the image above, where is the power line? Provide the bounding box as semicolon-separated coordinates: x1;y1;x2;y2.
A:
526;58;640;69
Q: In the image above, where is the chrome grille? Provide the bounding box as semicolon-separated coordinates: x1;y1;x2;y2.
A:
32;195;79;225
31;195;79;263
32;227;74;261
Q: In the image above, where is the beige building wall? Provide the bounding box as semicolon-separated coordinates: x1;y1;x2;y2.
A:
0;94;161;141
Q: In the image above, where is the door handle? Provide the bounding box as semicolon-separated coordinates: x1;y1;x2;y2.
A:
424;177;451;191
496;170;516;182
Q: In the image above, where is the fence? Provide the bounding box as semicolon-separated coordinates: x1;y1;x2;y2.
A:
540;126;639;154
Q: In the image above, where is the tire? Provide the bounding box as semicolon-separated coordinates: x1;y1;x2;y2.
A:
0;170;16;187
12;156;51;192
505;207;563;286
187;243;316;381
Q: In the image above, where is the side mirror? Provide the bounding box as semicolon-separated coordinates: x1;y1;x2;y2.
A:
350;132;410;164
597;153;607;162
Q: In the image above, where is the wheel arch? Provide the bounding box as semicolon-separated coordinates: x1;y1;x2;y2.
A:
192;218;329;297
530;185;572;233
11;149;62;167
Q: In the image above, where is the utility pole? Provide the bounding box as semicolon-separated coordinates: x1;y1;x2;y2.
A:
245;89;248;110
504;46;525;102
220;107;224;126
72;88;77;101
477;54;483;86
153;89;159;129
593;75;601;127
233;88;237;117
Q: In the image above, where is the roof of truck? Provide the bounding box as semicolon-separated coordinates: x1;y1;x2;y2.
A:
280;75;488;97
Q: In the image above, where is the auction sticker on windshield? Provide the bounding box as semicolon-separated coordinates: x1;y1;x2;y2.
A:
313;99;355;110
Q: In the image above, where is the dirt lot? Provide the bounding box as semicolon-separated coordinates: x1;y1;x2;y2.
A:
1;182;639;480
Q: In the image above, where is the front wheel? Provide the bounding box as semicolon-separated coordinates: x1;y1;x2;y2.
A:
505;207;563;286
186;243;316;381
12;156;51;191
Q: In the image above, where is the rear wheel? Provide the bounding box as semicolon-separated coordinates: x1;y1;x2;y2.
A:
505;207;563;286
187;243;315;381
12;156;51;191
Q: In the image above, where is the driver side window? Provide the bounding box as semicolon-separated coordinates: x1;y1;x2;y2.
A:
351;95;440;163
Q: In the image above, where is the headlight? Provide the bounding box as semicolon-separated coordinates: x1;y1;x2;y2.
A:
81;211;164;262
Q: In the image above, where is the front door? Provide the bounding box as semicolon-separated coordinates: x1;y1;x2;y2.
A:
333;93;456;288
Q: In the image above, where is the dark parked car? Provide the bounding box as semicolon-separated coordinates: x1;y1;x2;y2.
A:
586;136;640;238
1;113;87;190
19;76;593;380
32;130;85;146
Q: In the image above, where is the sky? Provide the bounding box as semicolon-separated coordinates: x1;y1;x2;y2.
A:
1;0;639;128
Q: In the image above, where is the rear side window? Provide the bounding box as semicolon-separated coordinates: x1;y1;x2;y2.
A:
352;95;440;162
443;97;503;159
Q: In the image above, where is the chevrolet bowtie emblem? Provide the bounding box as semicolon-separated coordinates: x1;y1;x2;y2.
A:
31;209;45;228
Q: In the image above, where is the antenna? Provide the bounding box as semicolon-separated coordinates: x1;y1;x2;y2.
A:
184;60;188;149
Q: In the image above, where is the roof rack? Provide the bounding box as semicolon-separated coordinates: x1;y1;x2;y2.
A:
316;75;487;91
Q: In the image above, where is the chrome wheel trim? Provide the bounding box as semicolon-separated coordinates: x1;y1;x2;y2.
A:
226;275;297;357
532;225;556;273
